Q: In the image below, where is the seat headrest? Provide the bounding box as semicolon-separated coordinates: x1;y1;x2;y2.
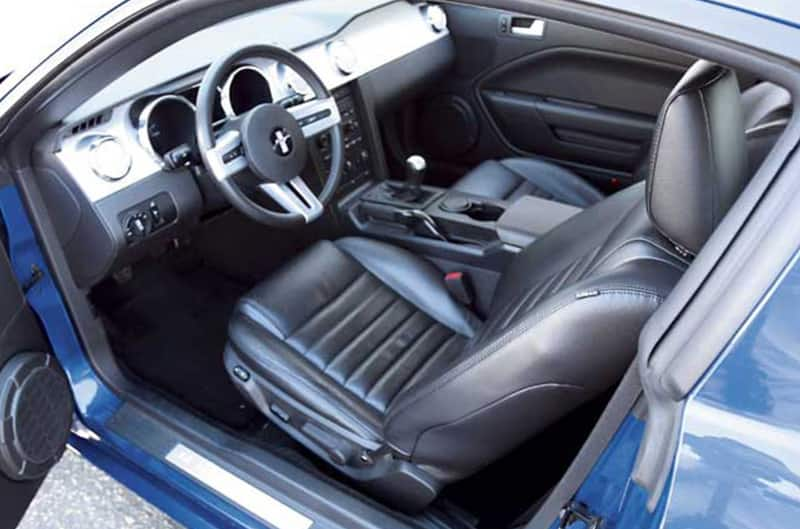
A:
741;81;792;131
646;60;748;255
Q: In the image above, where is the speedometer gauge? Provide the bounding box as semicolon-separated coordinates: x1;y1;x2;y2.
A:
137;95;196;167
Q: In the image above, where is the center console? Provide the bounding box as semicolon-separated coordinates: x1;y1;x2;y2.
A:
342;156;583;274
313;85;376;198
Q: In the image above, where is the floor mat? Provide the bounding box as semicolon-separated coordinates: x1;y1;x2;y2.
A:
92;258;258;429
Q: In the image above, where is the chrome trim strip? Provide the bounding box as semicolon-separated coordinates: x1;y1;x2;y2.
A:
166;444;314;529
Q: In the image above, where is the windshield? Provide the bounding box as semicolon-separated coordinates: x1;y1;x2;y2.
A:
1;0;124;83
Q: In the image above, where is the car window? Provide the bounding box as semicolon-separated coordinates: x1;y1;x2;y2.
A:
0;0;124;86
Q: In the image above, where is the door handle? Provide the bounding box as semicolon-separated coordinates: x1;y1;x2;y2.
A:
498;14;546;39
511;18;546;37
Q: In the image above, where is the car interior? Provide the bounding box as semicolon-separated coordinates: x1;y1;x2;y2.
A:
4;1;795;528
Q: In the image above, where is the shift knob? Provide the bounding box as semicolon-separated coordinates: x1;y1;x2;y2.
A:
405;155;427;194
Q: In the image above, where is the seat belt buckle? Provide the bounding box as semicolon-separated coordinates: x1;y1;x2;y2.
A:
444;271;474;306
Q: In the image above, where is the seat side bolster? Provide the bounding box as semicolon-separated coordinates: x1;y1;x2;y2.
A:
334;237;481;338
384;260;681;479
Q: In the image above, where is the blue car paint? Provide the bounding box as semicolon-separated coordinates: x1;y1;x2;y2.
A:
548;415;671;529
558;247;800;529
0;185;266;529
0;185;120;423
695;0;800;29
664;249;800;529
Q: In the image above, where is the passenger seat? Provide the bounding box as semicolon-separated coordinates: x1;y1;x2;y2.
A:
451;81;791;207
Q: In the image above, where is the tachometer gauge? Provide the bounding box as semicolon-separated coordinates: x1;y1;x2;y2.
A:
221;65;273;117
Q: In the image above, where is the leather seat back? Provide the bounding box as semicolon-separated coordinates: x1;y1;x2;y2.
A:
384;61;750;481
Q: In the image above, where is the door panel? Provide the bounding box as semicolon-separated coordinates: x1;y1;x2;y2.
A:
0;184;72;529
482;87;656;172
399;4;697;191
478;48;685;176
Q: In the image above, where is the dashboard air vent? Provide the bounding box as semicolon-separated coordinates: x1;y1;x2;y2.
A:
70;111;110;136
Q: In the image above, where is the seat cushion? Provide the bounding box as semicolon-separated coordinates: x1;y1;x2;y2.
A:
226;238;478;445
451;158;604;207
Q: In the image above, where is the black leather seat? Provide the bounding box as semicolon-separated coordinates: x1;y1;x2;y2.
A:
452;80;788;207
225;61;749;511
452;157;605;207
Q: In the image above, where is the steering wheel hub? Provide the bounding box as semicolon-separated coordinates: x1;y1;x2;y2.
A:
240;103;307;183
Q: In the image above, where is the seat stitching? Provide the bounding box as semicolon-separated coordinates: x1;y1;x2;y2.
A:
363;321;440;407
501;269;560;329
321;294;403;375
388;332;460;410
342;306;420;390
289;271;370;337
296;283;390;364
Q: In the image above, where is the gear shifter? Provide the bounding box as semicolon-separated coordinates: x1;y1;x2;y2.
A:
404;155;427;200
387;154;427;202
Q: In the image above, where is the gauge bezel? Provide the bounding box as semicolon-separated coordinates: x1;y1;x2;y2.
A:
220;64;273;118
327;40;358;75
424;5;448;32
88;136;132;182
136;94;196;168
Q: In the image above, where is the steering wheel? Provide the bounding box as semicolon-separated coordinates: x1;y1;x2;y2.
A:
196;44;344;227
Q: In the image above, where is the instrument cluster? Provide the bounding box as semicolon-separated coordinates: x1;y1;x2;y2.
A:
133;62;311;168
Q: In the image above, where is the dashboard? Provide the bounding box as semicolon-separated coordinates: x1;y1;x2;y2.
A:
34;1;453;287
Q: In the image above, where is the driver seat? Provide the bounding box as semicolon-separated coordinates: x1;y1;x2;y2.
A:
224;61;749;511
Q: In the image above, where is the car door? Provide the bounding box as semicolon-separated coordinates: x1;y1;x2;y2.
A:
389;3;697;193
0;180;73;529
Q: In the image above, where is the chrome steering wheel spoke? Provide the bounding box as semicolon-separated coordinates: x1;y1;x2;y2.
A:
205;129;248;181
260;176;324;222
288;97;341;138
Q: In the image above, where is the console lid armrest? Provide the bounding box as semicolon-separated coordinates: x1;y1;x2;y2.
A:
497;196;582;248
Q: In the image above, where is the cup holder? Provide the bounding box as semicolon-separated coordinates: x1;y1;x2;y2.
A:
464;202;505;222
439;196;506;222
